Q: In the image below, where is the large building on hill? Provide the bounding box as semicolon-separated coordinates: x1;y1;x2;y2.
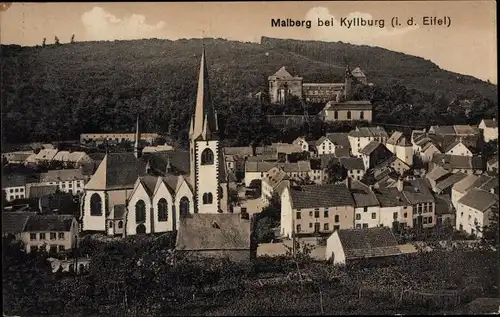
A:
81;47;231;236
268;65;368;104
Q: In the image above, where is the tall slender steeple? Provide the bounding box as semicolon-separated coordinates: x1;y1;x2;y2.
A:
189;46;218;141
134;115;140;159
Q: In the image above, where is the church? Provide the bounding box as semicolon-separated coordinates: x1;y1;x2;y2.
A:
80;47;230;236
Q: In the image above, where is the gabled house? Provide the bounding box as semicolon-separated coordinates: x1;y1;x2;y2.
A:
425;166;451;192
456;188;498;237
349;180;380;229
419;141;442;163
430;153;484;175
244;161;278;186
444;140;473;156
3;174;28;202
386;132;413;166
359;141;392;170
21;214;79;254
35;168;88;196
478;118;498;142
316;133;350;157
433;172;468;196
373;185;413;228
375;155;411;176
175;213;254;262
339;157;365;181
261;167;290;205
2;211;37;238
280;184;355;238
348;126;388;157
325;227;409;265
434;194;456;228
292;136;309;152
401;178;436;229
451;174;499;209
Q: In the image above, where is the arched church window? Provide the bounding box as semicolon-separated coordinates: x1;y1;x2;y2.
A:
360;111;364;120
203;192;213;204
118;221;123;229
158;198;168;221
90;193;102;216
347;111;352;120
201;148;214;165
180;196;190;217
334;111;338;120
135;200;146;223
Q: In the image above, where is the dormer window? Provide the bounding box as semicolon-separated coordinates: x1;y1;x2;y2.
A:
201;148;214;165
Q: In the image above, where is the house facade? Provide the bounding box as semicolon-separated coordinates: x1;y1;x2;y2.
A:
478;119;498;142
348;127;389;157
21;215;79;253
455;188;498;237
444;141;473;156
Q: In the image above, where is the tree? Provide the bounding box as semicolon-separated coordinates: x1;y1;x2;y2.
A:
42;37;46;48
54;36;60;45
481;202;499;246
70;34;75;44
326;161;348;184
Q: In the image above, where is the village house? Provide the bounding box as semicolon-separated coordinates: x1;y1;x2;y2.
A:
79;132;160;145
282;161;313;182
2;211;37;238
244;161;277;186
2;151;33;164
455;188;498;237
373;184;413;229
348;126;389;157
280;184;355;238
175;213;255;262
385;132;414;167
261;167;290;206
24;148;59;165
315;133;350;157
349;180;380;229
52;151;93;168
434;194;456;228
425;166;452;192
443;140;473;156
401;178;436;229
430;153;484;175
412;131;442;163
340;157;366;181
432;172;468;196
33;169;88;196
292;136;310;153
320;100;373;123
451;174;499;209
3;174;28;202
325;227;414;265
359;141;393;170
141;144;174;153
26;184;58;199
375;155;412;176
21;214;79;254
478;118;498;142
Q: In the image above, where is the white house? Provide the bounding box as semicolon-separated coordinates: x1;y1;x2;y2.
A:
325;227;403;265
444;140;473;156
261;167;289;206
420;142;442;163
348;127;388;157
292;137;309;152
315;133;350;157
451;174;498;209
35;169;88;196
455;188;498;237
244;161;276;186
350;180;380;229
2;174;27;202
478;119;498;142
386;132;413;167
373;185;413;228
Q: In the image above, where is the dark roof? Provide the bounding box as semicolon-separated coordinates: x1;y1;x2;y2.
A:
320;154;339;169
350;180;379;207
457;188;498;212
325;133;350;147
434;195;455;216
290;184;355;209
139;175;158;197
2;174;27;188
2;212;37;234
360;141;382;155
310;158;322;170
335;147;351;158
402;179;435;204
105;153;147;189
87;152;106;161
482;119;498;128
176;213;251;251
373;187;409;207
141;150;190;175
337;227;401;260
432;153;484;170
23;215;75;232
27;185;58;198
434;172;468;192
429;125;456;135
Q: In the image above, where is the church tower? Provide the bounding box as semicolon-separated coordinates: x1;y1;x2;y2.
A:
134;115;140;159
189;46;221;214
344;64;353;101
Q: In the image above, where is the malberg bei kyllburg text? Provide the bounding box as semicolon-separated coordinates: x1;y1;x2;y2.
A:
271;16;452;29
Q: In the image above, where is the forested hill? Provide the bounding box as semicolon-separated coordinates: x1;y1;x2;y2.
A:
261;37;497;101
1;37;497;145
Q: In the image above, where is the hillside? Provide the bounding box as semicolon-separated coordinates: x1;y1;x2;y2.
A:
1;37;497;145
261;37;498;101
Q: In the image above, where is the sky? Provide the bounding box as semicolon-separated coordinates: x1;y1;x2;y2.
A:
1;1;497;83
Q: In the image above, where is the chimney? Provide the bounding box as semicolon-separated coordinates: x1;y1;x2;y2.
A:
397;177;403;192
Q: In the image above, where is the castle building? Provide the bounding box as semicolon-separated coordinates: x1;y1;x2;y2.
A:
81;47;229;235
268;65;369;104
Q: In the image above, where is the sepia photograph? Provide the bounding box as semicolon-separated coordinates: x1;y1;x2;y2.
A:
1;1;499;315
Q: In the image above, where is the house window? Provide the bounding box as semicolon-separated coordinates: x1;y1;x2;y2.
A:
309;211;313;217
404;212;408;218
135;200;146;223
90;193;102;216
363;223;368;228
363;207;368;212
324;223;329;231
371;213;376;219
393;212;398;220
314;210;320;218
50;232;56;240
30;233;37;240
355;214;361;220
202;192;213;204
335;215;340;223
356;224;361;229
333;225;340;231
360;111;364;120
158;198;168;221
58;232;64;240
309;223;313;228
423;217;428;224
68;183;72;188
59;245;65;252
109;221;113;228
324;210;329;218
49;245;58;254
314;223;320;232
201;148;214;165
428;217;433;224
347;111;351;120
334;111;338;120
296;224;301;232
39;233;46;240
118;221;123;229
296;212;301;219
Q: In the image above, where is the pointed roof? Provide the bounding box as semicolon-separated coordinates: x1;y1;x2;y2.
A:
190;46;218;141
351;67;366;78
270;66;294;79
85;153;147;190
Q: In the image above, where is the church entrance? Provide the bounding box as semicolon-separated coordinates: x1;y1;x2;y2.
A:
136;224;146;234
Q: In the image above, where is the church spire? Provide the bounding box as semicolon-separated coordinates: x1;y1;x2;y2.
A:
189;45;218;141
134;115;140;159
